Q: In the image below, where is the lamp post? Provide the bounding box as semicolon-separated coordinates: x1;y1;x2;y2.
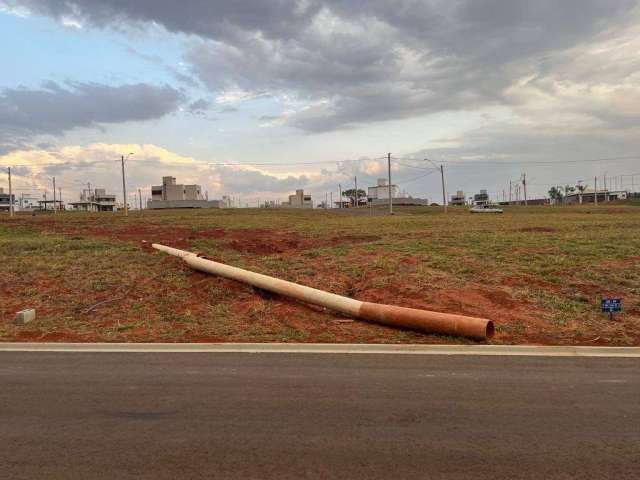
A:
121;152;134;216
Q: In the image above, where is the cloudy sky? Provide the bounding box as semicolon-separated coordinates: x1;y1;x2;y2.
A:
1;0;640;205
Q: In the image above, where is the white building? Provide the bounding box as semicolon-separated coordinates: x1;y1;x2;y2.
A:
69;188;118;212
368;178;398;200
282;189;313;208
148;176;220;209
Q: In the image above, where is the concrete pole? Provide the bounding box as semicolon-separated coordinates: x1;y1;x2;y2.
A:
338;184;342;209
154;244;494;340
330;191;333;209
8;167;13;217
522;173;528;206
52;177;57;215
138;188;142;210
59;187;62;211
121;155;128;216
594;176;598;205
354;176;358;208
440;165;447;214
387;152;393;215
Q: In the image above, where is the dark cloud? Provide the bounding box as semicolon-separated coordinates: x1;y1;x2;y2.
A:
187;98;211;115
9;0;639;132
0;81;183;153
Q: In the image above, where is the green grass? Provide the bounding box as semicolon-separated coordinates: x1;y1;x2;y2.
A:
1;204;639;345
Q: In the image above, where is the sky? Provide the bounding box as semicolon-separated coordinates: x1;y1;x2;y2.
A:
1;0;640;206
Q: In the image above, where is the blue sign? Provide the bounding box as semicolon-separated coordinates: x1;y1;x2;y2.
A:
601;298;622;313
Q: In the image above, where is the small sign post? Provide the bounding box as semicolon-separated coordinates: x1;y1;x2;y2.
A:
601;298;622;321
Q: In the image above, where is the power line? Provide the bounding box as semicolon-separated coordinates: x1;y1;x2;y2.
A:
394;161;438;172
394;170;437;186
393;155;640;166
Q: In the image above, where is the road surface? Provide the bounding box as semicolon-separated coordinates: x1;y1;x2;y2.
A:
1;351;639;479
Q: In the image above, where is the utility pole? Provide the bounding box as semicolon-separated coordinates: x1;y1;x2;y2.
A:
604;173;608;202
138;188;142;210
509;181;512;204
354;176;358;208
52;177;57;214
387;152;393;215
522;173;528;206
121;155;128;216
330;191;333;209
338;184;342;209
59;187;62;211
440;164;447;213
8;167;13;217
594;176;598;206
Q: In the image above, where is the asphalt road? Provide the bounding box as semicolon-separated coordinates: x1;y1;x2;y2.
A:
1;352;639;479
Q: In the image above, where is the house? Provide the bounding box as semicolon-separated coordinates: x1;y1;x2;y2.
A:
148;176;220;209
69;188;118;212
37;199;65;211
282;189;313;208
0;187;15;212
368;178;398;200
473;189;490;206
450;190;466;206
565;189;628;204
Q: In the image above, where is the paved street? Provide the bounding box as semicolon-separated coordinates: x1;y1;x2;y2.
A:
1;352;639;479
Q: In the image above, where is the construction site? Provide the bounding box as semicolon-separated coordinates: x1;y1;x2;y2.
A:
1;203;638;345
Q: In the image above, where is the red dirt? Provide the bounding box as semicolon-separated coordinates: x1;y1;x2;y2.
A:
518;226;557;233
501;275;560;293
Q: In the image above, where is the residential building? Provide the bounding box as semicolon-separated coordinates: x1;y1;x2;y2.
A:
69;188;118;212
283;189;313;208
473;189;490;206
450;190;466;206
368;178;398;200
37;199;65;211
148;176;220;209
565;189;628;204
0;187;15;212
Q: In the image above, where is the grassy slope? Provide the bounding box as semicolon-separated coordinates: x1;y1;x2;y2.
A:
1;205;638;345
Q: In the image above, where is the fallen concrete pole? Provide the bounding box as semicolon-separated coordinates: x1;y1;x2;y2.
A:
153;244;494;340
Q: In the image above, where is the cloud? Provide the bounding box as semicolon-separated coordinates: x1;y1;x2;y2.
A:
0;81;184;154
186;98;212;117
8;0;639;132
0;143;326;201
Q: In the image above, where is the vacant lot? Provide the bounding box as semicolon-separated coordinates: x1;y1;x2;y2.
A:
1;205;639;345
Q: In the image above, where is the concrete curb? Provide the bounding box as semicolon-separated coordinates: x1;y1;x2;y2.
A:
0;343;639;357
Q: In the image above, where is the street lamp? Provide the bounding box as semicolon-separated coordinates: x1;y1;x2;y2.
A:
121;152;134;216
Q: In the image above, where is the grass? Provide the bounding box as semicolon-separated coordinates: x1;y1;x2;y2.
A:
1;203;639;345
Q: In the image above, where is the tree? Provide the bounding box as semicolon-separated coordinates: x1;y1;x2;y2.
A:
563;185;576;205
576;182;587;204
548;186;564;204
342;188;367;207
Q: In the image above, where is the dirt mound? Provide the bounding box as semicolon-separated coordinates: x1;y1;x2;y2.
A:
330;234;381;244
518;226;557;233
224;231;380;255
